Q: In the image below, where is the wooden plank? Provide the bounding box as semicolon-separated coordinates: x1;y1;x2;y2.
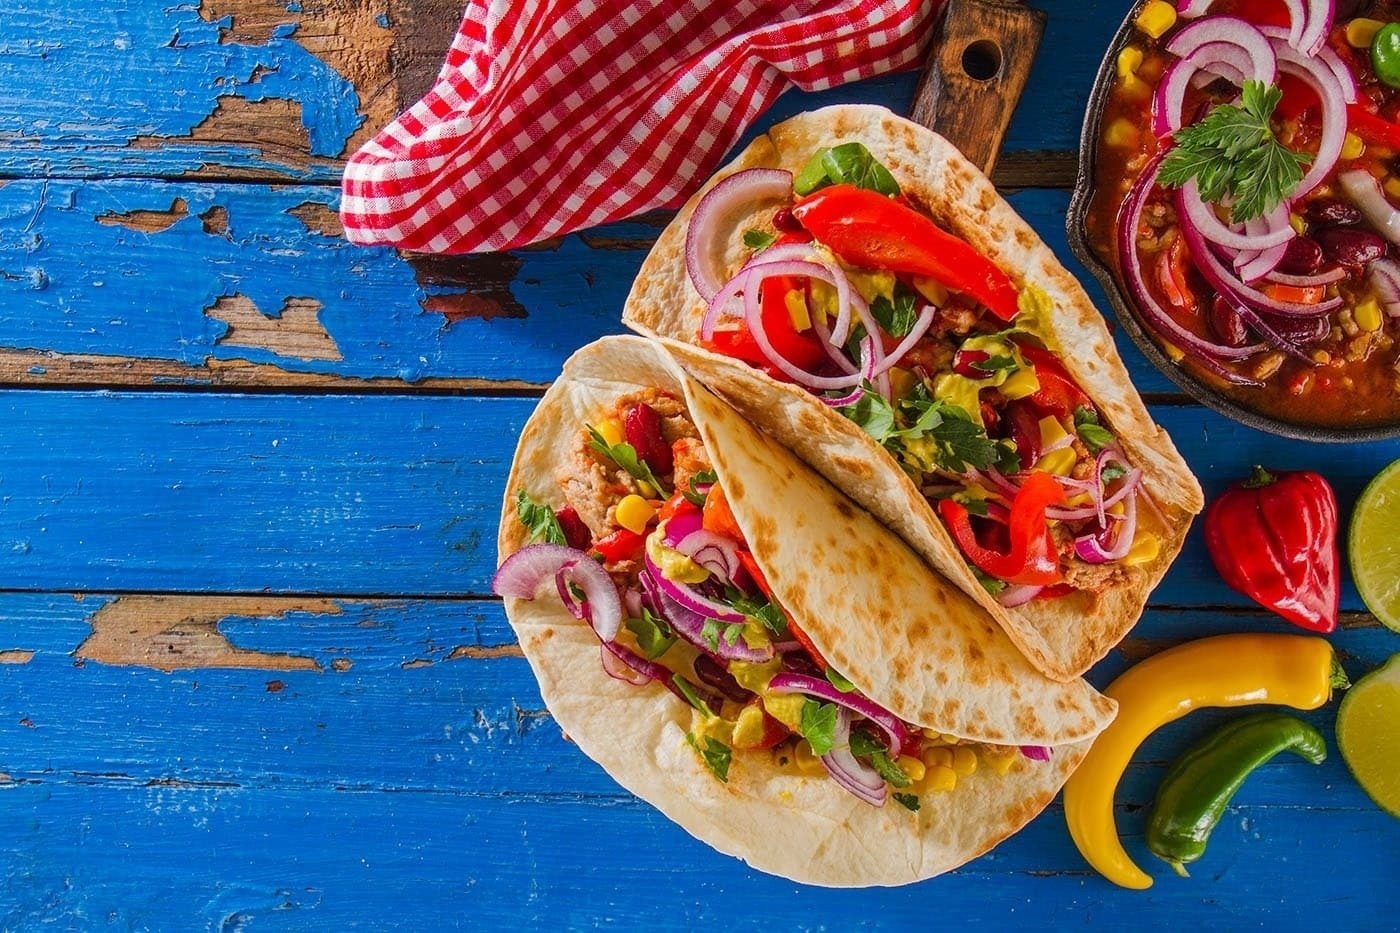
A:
0;1;1115;181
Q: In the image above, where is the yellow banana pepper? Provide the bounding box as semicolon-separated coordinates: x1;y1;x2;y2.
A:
1063;633;1346;890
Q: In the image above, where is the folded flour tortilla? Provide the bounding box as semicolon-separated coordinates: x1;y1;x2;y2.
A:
622;105;1203;681
498;335;1114;885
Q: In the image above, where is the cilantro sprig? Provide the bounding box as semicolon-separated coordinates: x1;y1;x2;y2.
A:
687;733;732;783
839;382;1020;476
587;424;672;497
793;142;901;197
800;700;840;756
1158;80;1311;224
515;490;566;545
1073;405;1115;454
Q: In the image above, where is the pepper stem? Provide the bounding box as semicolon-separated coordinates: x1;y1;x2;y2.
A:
1168;859;1190;879
1243;465;1277;489
1331;656;1352;692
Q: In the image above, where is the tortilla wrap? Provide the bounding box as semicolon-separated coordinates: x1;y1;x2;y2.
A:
498;335;1113;885
622;105;1203;681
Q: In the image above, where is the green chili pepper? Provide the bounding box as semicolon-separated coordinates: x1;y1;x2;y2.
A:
1372;23;1400;89
1146;711;1327;877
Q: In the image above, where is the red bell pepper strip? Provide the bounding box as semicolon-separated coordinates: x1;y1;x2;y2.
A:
1346;103;1400;150
554;505;593;552
937;472;1066;586
1015;343;1094;418
1203;466;1339;633
789;184;1020;321
590;528;646;564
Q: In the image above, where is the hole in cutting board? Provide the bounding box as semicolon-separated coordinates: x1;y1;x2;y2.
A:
961;39;1002;81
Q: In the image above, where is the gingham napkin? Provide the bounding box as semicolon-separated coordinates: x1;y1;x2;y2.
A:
340;0;940;254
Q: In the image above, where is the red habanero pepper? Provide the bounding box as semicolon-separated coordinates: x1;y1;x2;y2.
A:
789;184;1020;321
1203;466;1339;633
937;472;1066;586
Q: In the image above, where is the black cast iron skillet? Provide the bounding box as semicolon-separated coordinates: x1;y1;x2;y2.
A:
1065;4;1400;442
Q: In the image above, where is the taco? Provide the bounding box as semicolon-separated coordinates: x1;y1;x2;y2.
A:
622;105;1203;682
494;335;1114;886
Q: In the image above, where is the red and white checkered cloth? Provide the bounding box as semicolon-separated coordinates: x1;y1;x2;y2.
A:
340;1;940;254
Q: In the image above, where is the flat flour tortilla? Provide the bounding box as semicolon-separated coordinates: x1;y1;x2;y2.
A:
623;105;1203;681
498;335;1112;885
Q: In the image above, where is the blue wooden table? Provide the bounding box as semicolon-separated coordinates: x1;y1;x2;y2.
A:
1;1;1395;927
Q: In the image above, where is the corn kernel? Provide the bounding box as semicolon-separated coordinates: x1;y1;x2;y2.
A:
614;494;655;534
921;746;954;770
1116;46;1143;79
1289;212;1306;235
923;765;958;793
1385;176;1400;200
921;728;944;742
912;276;950;306
1343;132;1366;161
1118;73;1152;102
1124;530;1161;567
1104;116;1139;149
985;750;1018;775
1135;0;1177;38
999;366;1041;400
1346;17;1385;48
595;419;623;447
1356;297;1384;333
950;746;979;777
897;755;926;783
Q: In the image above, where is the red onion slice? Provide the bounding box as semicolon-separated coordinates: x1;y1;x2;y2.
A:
661;511;704;548
492;543;624;643
1294;0;1334;56
639;568;774;663
673;528;743;582
1020;745;1054;761
1180;180;1293;252
492;543;584;599
736;263;866;391
820;709;888;807
1074;484;1139;563
685;168;792;302
1264;32;1351;198
641;552;745;624
1370;258;1400;317
1117;154;1267;384
998;584;1044;608
600;641;654;686
768;671;910;756
1232;302;1319;361
869;302;940;377
1155;19;1277;136
1265;266;1347;287
1339;170;1400;246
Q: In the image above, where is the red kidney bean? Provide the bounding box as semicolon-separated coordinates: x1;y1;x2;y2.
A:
1276;236;1325;275
1315;228;1388;267
1261;311;1329;345
1209;294;1251;347
693;654;753;703
623;402;673;476
1304;199;1363;227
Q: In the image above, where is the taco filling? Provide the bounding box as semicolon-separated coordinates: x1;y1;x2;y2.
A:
685;144;1166;608
494;389;1039;808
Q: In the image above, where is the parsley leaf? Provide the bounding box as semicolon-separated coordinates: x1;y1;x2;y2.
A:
849;728;913;788
515;490;566;545
687;733;732;783
700;618;747;653
727;588;790;638
743;228;776;250
793;142;901;196
587;424;672;497
800;700;840;756
825;667;856;692
893;792;921;811
625;607;675;660
838;383;1018;476
1073;405;1115;454
673;676;715;716
971;354;1018;375
870;286;920;338
975;569;1008;595
1158;79;1310;223
681;468;718;506
1102;463;1129;484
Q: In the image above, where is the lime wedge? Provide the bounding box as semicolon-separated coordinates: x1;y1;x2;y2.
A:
1349;459;1400;633
1336;653;1400;819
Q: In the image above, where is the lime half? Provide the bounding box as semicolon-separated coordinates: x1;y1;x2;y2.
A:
1337;653;1400;819
1349;459;1400;633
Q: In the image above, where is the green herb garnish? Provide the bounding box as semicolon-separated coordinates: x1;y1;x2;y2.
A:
1073;405;1115;454
825;667;856;693
849;728;913;789
515;490;566;545
673;676;713;716
840;382;1020;475
687;733;732;783
587;424;672;497
681;468;718;506
700;618;747;652
893;792;921;811
625;607;675;660
793;142;900;196
726;588;789;638
1158;80;1311;223
743;228;777;250
870;286;920;338
800;700;840;756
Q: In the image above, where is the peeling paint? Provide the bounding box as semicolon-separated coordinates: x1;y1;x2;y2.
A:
0;649;34;664
76;596;338;672
407;253;528;324
200;205;230;235
207;293;343;361
96;198;191;233
447;644;522;660
287;201;343;237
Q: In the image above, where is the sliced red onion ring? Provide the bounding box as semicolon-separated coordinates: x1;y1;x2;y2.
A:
823;336;878;407
493;543;624;642
1315;42;1354;97
869;302;940;377
1155;18;1277;136
768;672;910;756
1074;484;1140;564
998;584;1044;608
685;168;792;302
641;552;744;624
1020;745;1054;762
1265;265;1346;287
735;263;866;390
1045;468;1144;523
1339;170;1400;246
662;511;704;548
1232;210;1294;283
1232;302;1319;361
751;242;860;347
1293;0;1334;56
600;641;654;686
1117;154;1267;384
820;709;887;807
1264;31;1351;198
1180;180;1294;252
1370;258;1400;317
639;567;773;663
673;528;743;582
1176;0;1214;16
